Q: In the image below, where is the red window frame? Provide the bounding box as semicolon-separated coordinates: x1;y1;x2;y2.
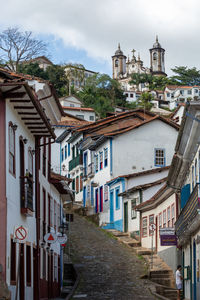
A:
149;214;154;236
142;217;148;237
163;209;166;228
171;203;175;227
8;122;16;176
167;206;171;227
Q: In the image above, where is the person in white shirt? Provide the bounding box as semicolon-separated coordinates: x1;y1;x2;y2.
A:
176;265;183;300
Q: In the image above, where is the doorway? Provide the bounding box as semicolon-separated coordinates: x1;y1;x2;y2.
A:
110;190;114;223
19;244;25;300
124;202;128;232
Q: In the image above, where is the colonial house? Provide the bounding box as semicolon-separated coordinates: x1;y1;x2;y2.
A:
167;101;200;300
136;184;179;273
0;68;72;300
66;109;179;230
117;166;170;235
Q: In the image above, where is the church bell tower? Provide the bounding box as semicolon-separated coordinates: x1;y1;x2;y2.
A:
149;36;167;77
112;43;127;79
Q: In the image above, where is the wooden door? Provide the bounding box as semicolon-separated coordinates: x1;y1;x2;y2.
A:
19;244;25;300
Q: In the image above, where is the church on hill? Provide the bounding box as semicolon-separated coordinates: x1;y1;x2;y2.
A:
112;37;167;92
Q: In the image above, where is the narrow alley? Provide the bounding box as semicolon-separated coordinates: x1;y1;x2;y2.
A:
68;214;156;300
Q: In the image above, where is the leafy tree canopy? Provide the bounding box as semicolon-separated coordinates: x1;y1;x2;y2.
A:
137;92;154;111
170;66;200;86
18;63;68;97
77;74;127;118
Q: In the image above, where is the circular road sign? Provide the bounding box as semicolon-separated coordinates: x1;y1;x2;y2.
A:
14;226;28;243
57;234;67;244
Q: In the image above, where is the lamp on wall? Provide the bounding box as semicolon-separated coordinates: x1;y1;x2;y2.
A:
12;124;18;131
23;138;28;144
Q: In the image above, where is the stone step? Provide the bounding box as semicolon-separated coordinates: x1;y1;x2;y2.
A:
136;249;152;255
127;242;141;247
150;273;173;278
151;278;172;287
150;269;173;275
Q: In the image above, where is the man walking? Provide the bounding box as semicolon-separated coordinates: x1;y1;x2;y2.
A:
176;265;183;300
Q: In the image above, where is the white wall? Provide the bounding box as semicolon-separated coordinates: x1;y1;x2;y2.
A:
62;108;96;122
112;119;178;176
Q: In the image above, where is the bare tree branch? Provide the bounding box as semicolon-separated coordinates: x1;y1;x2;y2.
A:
0;27;47;71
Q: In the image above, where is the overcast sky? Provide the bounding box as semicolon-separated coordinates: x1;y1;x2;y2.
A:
0;0;200;76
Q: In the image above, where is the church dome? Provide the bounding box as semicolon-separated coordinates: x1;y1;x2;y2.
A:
115;43;124;55
153;36;161;48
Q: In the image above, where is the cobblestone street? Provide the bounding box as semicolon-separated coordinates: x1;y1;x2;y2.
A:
68;214;156;300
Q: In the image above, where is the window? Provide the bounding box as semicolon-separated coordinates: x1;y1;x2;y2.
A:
95;154;98;173
115;187;120;210
188;90;192;95
54;254;58;281
153;52;157;60
131;198;138;219
149;215;154;236
180;90;184;95
99;152;103;170
104;148;108;167
89;115;94;121
171;204;175;227
167;93;170;97
115;59;119;67
130;93;133;98
76;176;79;193
163;210;166;228
167;206;171;227
104;185;108;201
61;148;64;162
50;197;54;227
57;204;60;229
70;104;75;107
68;143;70;156
65;145;67;159
26;245;31;286
10;238;16;284
125;93;128;97
159;212;162;229
195;89;198;93
9;123;15;175
80;173;83;191
54;201;57;231
142;217;147;237
155;149;165;167
28;149;33;175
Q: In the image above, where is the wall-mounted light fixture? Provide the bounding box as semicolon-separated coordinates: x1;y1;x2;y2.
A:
12;124;18;131
23;138;28;144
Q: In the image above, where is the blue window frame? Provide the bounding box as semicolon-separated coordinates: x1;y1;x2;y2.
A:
68;143;70;156
99;152;103;170
95;154;98;173
104;148;108;167
65;145;67;159
154;148;165;167
115;187;120;210
61;148;64;162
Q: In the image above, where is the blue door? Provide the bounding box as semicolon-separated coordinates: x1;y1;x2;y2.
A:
110;190;114;223
193;239;197;300
83;152;87;176
83;186;86;207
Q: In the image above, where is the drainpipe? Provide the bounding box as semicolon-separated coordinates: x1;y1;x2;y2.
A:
35;137;41;300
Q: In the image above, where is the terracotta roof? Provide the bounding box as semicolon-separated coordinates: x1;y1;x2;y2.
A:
118;177;167;196
166;85;199;90
50;172;72;182
62;106;95;112
106;166;170;184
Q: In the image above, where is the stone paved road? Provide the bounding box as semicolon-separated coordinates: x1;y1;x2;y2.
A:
67;214;156;300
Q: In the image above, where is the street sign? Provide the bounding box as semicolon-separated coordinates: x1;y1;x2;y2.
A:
57;234;68;244
14;225;28;243
160;227;175;236
44;232;57;244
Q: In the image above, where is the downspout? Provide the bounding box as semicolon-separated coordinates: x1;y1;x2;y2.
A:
110;138;113;176
60;143;63;289
122;178;125;232
35;137;41;300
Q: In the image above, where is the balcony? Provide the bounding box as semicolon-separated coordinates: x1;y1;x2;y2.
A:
20;175;34;216
69;154;83;171
83;162;95;180
175;183;200;245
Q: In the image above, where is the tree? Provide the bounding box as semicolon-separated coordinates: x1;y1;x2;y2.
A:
78;74;127;118
137;92;154;111
65;63;86;95
170;66;200;86
18;62;68;97
0;27;47;71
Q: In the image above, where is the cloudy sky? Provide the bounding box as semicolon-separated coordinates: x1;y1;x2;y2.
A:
0;0;200;76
